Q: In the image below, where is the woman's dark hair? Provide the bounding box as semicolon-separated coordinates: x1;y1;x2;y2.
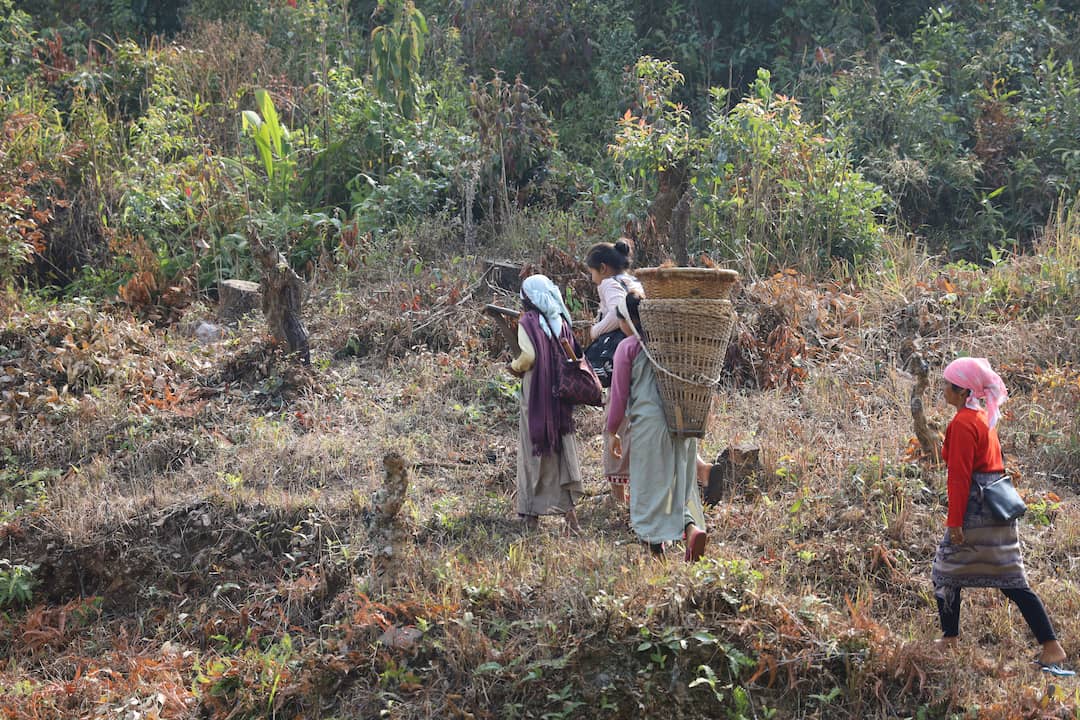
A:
615;292;645;338
950;382;969;395
585;238;633;272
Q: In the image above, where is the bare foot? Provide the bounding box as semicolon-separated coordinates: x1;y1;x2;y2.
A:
685;523;707;562
1038;640;1067;666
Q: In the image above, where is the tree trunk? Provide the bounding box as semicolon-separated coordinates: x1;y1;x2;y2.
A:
670;186;693;266
217;279;261;324
636;164;691;264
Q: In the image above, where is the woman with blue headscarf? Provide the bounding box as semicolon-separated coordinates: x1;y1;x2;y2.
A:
509;274;584;533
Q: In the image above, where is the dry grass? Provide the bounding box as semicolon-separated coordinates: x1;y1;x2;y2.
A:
2;227;1080;718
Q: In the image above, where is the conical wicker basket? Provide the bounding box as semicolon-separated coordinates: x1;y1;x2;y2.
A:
635;267;739;300
637;298;736;438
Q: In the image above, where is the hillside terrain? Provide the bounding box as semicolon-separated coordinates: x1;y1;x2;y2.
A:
2;0;1080;716
3;229;1079;718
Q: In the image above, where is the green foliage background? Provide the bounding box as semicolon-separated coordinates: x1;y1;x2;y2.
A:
2;0;1079;291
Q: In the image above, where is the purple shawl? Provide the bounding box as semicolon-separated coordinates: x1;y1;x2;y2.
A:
520;311;575;456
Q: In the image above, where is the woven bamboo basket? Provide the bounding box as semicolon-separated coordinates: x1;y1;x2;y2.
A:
637;298;736;438
635;267;739;300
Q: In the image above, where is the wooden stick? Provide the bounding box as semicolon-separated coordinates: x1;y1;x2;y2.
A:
484;303;520;318
908;352;941;463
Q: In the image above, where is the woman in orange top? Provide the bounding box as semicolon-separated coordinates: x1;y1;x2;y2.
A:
932;358;1071;676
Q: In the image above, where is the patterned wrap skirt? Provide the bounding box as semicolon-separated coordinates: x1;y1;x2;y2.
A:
932;471;1030;597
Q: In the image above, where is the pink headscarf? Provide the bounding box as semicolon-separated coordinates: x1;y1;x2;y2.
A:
943;357;1008;428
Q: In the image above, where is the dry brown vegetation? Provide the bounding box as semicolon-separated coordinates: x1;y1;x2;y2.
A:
2;225;1080;719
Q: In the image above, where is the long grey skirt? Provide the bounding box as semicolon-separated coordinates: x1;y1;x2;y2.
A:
931;471;1030;596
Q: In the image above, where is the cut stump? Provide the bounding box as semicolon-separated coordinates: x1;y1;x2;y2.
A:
704;443;762;504
218;279;261;324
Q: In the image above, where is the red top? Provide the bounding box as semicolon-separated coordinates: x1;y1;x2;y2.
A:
941;407;1005;527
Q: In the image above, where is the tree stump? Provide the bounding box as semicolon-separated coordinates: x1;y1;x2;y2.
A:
252;241;310;365
217;279;261;324
704;443;762;504
483;260;523;294
369;452;409;594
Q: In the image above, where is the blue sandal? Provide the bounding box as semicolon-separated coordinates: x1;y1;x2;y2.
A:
1035;661;1076;677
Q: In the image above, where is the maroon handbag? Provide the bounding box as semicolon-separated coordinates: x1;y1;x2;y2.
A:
554;338;604;407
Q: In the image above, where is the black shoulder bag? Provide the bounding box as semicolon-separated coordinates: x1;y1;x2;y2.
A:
584;329;626;388
978;474;1027;522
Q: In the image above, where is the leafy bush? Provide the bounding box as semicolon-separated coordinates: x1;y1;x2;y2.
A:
821;54;977;254
370;0;428;119
699;69;886;274
552;0;639;162
169;19;282;155
0;0;40;90
468;72;556;220
0;87;91;285
814;2;1080;259
304;64;472;239
608;56;702;190
302;65;405;210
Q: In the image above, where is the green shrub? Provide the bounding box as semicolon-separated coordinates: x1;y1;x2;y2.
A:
302;66;405;210
553;1;639;162
0;86;91;285
0;0;39;90
821;54;977;255
699;69;886;274
815;2;1080;258
468;72;556;221
169;19;282;156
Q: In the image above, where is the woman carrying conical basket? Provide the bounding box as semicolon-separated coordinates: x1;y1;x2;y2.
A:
606;268;737;560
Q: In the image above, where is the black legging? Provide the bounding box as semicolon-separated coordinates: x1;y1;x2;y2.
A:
936;586;1057;643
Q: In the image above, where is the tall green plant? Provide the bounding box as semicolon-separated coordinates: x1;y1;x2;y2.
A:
469;73;556;220
608;56;706;263
608;56;703;177
370;0;428;119
241;88;295;205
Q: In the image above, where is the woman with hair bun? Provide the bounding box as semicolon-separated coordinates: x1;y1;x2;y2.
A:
584;238;644;506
